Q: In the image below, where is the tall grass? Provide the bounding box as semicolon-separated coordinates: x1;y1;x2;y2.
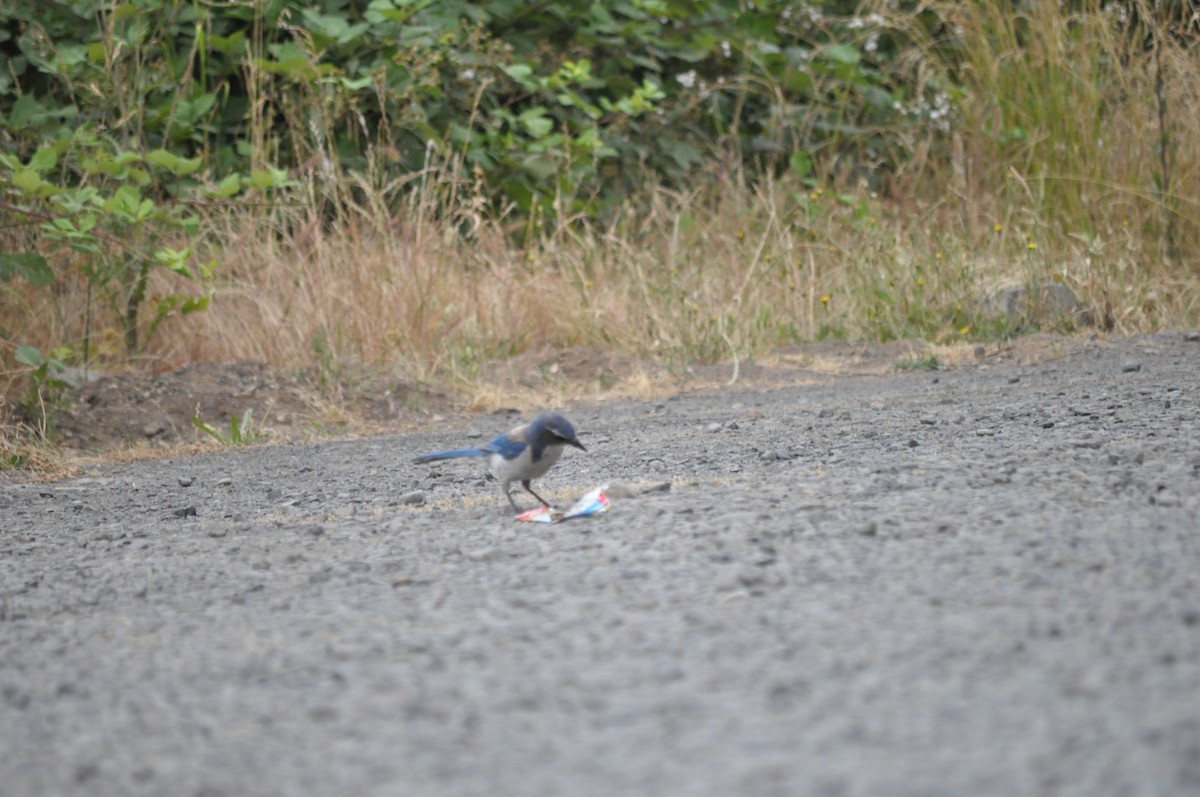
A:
910;0;1199;265
3;1;1198;408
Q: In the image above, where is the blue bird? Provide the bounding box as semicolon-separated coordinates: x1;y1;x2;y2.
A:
414;412;586;511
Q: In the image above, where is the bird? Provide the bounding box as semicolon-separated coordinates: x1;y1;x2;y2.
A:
414;412;586;511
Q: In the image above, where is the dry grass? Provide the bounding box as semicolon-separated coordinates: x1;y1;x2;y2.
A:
2;1;1199;414
0;408;80;480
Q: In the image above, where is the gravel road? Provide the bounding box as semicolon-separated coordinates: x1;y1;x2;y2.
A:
3;333;1199;797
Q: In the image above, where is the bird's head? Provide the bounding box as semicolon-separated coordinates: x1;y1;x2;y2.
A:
534;412;586;451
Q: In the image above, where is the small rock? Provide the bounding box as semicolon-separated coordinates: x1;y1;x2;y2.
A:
206;528;227;538
142;422;164;438
304;524;325;537
706;422;722;433
400;490;425;506
637;482;671;496
172;506;197;518
737;569;766;588
266;488;283;500
907;439;919;448
1150;489;1180;508
975;428;996;437
216;477;233;487
177;477;194;487
987;282;1089;327
1184;332;1200;342
857;522;878;537
1121;362;1142;373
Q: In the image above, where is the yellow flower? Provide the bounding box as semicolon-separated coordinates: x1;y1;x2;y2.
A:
959;325;971;335
993;224;1003;233
736;229;745;241
916;277;925;287
820;294;831;304
1027;242;1037;250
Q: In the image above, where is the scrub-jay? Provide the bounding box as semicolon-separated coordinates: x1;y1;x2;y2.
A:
414;412;586;511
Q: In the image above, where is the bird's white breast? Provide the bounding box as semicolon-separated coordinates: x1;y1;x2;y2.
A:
488;443;564;485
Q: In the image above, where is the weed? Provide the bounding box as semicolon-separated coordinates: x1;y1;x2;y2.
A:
192;407;260;447
14;345;73;440
895;355;942;372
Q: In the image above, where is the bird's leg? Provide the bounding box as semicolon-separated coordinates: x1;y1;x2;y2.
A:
502;486;522;512
522;480;552;508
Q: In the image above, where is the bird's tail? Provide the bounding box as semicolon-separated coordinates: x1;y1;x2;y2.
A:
413;448;487;464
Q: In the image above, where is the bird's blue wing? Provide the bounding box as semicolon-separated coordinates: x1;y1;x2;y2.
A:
483;432;528;460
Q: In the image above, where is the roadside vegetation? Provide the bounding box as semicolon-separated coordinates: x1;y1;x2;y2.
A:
2;0;1198;456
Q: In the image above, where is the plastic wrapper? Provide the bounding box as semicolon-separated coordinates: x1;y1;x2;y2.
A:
516;485;610;523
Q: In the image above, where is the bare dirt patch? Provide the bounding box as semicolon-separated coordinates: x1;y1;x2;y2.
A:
7;334;1090;457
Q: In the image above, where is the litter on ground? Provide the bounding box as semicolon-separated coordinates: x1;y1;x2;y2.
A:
516;485;610;523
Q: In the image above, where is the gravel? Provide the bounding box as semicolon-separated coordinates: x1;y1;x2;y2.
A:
2;333;1199;797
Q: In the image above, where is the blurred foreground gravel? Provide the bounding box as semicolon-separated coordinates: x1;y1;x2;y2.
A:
3;334;1199;797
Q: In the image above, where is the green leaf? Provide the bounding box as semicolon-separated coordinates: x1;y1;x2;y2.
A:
210;173;243;199
825;44;860;67
208;31;246;55
502;63;536;87
104;185;145;218
666;140;702;169
248;168;292;191
28;147;59;173
789;150;813;179
518;109;554;139
8;95;40;127
15;345;44;369
154;246;194;277
0;253;55;286
146;149;203;176
522;153;558;181
192;414;223;443
180;294;210;314
12;169;44;193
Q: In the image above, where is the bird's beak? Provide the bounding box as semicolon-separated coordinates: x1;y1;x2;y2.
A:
570;438;586;452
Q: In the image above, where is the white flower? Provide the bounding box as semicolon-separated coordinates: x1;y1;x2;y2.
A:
676;70;697;88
